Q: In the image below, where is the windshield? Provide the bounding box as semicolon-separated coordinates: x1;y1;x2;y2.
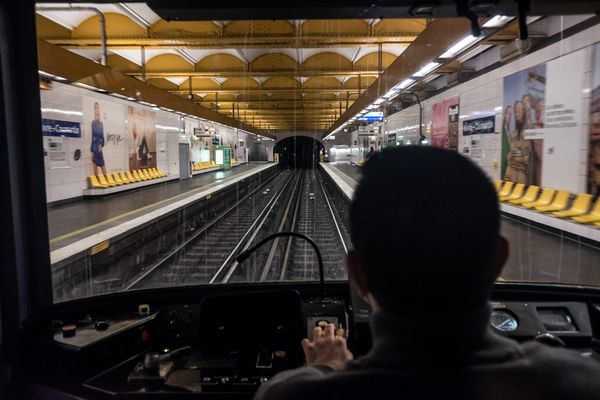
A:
35;3;600;303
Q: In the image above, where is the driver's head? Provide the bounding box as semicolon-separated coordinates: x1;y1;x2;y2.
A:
348;146;505;314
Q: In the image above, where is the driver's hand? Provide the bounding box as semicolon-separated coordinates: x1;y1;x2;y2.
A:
301;323;353;370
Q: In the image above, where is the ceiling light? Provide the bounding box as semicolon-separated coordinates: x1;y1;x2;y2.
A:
482;15;512;28
373;98;385;105
73;81;105;92
439;35;480;58
383;89;399;99
393;79;416;90
41;107;83;116
413;62;442;77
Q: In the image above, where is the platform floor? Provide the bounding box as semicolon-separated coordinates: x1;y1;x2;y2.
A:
48;163;268;251
323;162;600;286
328;162;361;189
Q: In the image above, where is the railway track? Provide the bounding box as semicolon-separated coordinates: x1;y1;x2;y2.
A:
127;170;295;289
128;168;348;289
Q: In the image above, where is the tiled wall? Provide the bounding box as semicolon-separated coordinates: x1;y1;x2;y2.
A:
41;83;182;203
383;23;600;190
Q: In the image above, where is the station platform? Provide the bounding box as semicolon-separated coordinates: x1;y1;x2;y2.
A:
320;162;600;287
49;163;274;255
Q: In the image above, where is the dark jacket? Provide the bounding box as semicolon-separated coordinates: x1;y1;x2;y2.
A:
254;305;600;400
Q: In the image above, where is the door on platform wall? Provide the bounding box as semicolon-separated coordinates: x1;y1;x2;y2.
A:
179;143;190;180
249;142;267;161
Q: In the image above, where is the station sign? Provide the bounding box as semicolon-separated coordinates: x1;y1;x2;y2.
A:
358;111;384;122
41;118;81;138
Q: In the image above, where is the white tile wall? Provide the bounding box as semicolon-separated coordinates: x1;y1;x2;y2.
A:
385;23;600;187
42;83;188;202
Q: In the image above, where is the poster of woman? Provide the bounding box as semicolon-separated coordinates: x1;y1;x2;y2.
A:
127;106;157;171
90;102;107;176
588;44;600;196
83;97;127;175
501;64;546;185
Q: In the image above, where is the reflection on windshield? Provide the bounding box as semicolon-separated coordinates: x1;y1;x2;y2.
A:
36;6;600;302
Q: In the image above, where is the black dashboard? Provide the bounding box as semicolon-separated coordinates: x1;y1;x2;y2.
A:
22;282;600;399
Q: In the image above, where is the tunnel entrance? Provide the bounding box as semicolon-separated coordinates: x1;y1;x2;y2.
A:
274;136;324;169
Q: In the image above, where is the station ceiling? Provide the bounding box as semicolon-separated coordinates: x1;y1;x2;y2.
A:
35;3;523;134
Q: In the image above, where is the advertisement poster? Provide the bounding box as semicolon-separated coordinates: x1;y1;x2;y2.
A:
83;97;127;176
127;106;157;171
501;63;546;185
589;43;600;196
431;96;460;150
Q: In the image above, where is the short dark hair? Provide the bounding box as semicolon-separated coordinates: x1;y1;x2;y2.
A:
350;146;500;313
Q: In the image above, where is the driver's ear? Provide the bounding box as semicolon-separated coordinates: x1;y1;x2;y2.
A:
346;250;369;297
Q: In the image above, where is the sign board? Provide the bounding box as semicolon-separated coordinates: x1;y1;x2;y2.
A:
358;111;384;122
358;126;376;136
463;115;496;135
387;133;396;142
42;118;81;138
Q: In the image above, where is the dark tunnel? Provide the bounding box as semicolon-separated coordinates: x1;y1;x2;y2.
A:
273;136;324;169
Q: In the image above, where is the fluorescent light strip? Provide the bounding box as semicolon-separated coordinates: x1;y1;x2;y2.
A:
413;62;441;77
155;124;183;132
482;15;512;28
439;35;480;58
38;70;67;81
41;107;83;116
383;89;399;99
73;82;106;92
394;78;416;90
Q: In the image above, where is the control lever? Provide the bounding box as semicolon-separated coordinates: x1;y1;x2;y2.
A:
143;346;192;372
128;346;192;390
237;232;326;298
534;333;566;347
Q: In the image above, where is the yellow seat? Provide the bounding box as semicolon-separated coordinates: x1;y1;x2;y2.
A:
126;170;138;183
572;197;600;223
497;181;514;198
132;170;143;181
151;168;162;177
112;172;125;185
211;161;216;167
494;179;503;191
535;190;570;213
97;174;113;187
106;173;121;186
142;169;153;179
149;168;160;178
553;193;592;218
499;183;525;202
89;175;108;189
118;171;130;184
509;186;539;205
522;188;556;209
157;167;167;177
144;168;155;179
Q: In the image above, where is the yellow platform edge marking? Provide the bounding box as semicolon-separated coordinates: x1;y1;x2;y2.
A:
49;183;213;245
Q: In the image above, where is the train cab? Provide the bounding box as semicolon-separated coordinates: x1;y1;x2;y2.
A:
1;0;600;398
